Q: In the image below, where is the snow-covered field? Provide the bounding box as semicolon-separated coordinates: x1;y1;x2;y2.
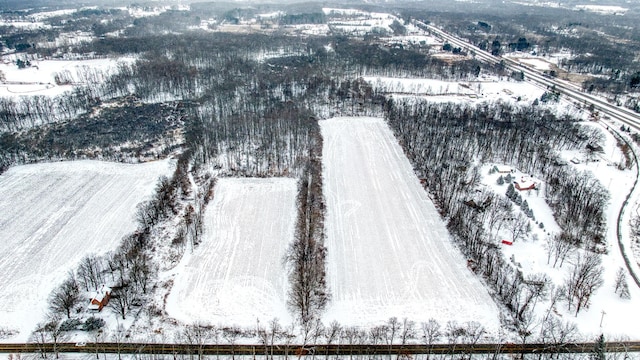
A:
364;76;545;103
0;58;134;97
321;117;501;331
323;8;400;35
0;160;172;340
517;58;553;71
165;178;297;326
574;5;627;15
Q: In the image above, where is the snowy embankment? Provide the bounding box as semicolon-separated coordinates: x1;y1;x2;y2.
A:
165;178;297;327
0;160;172;341
321;117;501;331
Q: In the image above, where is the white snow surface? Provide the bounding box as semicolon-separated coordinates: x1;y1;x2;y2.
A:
0;58;135;98
0;160;172;340
575;5;627;15
165;178;296;327
321;117;501;331
363;76;545;103
517;58;553;71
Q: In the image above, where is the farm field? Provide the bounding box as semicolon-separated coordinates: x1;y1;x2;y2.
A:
320;117;501;330
165;178;297;326
0;160;172;340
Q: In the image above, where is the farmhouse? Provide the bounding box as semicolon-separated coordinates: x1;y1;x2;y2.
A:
88;285;111;311
514;176;537;191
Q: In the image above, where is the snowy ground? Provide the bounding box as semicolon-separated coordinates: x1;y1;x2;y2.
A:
574;5;627;15
364;76;545;103
0;160;172;341
0;57;135;98
320;117;501;332
165;178;297;327
481;120;640;339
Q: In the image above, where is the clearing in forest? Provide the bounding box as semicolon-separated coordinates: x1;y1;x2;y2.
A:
165;178;297;326
0;160;172;339
321;117;501;329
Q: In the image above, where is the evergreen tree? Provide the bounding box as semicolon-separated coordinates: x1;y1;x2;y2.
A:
514;193;523;206
506;183;515;199
591;334;606;360
497;175;504;185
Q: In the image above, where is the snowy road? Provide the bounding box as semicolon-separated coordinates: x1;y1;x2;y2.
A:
0;160;171;340
321;117;500;329
165;178;296;326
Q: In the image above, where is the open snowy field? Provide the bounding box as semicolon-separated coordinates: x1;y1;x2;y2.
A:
0;160;172;340
321;117;501;331
165;178;296;326
0;57;134;97
364;76;545;103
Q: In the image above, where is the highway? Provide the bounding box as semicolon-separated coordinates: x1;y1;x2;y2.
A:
414;21;640;131
2;342;640;356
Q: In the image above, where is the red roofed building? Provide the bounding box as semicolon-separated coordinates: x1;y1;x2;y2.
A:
514;176;537;191
88;285;111;311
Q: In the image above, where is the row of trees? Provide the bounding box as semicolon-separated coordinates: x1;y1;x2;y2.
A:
286;129;329;336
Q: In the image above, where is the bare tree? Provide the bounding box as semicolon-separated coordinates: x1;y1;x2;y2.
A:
109;286;133;320
325;321;342;359
420;319;441;360
421;319;441;344
614;267;631;299
462;321;485;346
77;255;104;291
564;252;604;315
370;325;387;346
509;213;530;243
181;322;214;360
398;318;415;354
513;309;538;360
538;316;578;358
269;318;282;360
111;324;127;360
546;233;575;268
31;318;68;359
223;326;243;360
343;327;360;360
49;274;81;319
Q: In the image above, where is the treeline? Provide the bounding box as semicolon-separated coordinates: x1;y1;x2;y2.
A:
385;98;609;328
286;126;329;335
